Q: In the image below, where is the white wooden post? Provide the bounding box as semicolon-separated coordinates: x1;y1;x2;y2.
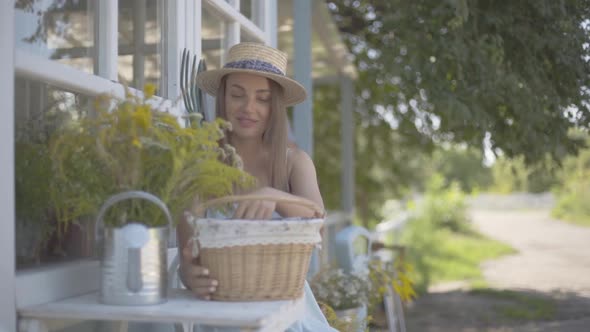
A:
133;0;146;87
193;0;202;56
96;0;118;80
266;0;277;47
254;0;277;47
251;1;263;29
224;0;240;56
164;0;187;101
0;1;16;331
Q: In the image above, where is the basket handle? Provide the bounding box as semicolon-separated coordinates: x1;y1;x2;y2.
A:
192;194;325;218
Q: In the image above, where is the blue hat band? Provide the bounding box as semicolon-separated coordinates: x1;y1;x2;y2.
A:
224;59;284;76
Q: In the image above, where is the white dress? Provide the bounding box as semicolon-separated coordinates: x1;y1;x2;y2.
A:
190;281;337;332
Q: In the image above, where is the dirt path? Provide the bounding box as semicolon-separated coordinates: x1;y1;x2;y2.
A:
471;209;590;297
399;206;590;332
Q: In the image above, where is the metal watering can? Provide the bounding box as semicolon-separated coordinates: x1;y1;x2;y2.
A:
95;191;172;305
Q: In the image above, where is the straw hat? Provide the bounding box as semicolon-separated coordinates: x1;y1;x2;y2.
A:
196;42;307;106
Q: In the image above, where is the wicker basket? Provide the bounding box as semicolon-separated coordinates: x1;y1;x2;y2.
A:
189;195;325;301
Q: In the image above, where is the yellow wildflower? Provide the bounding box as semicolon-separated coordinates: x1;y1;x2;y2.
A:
132;137;142;148
132;105;152;130
143;83;157;99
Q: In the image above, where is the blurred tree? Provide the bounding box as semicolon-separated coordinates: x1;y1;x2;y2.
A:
429;145;493;193
552;133;590;224
314;85;429;227
490;154;559;193
314;85;343;213
15;0;86;45
327;0;590;163
490;156;530;193
315;0;589;223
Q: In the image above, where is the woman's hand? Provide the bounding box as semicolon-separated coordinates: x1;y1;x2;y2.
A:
232;185;324;219
179;240;217;300
233;187;277;219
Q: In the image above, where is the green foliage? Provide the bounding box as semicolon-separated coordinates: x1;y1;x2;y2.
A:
15;142;56;259
317;1;589;225
421;174;471;232
401;227;515;294
50;86;253;228
397;177;514;292
314;84;430;227
490;155;559;193
16;142;53;224
314;85;344;212
354;119;431;227
490;156;529;193
14;104;78;262
329;0;590;164
429;145;493;193
552;137;590;225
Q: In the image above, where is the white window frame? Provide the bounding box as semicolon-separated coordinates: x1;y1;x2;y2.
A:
203;0;267;44
12;0;278;321
1;0;16;330
95;0;118;80
251;0;277;47
13;0;183;311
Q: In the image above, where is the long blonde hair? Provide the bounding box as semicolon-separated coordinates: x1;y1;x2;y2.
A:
216;75;289;192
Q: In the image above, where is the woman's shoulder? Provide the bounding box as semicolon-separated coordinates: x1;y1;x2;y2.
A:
286;144;313;165
285;144;322;202
286;144;316;180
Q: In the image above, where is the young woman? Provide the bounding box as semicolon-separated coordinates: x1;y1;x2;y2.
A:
176;42;337;332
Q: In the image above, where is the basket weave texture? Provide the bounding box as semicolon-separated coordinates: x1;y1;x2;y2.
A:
200;243;315;301
191;195;325;301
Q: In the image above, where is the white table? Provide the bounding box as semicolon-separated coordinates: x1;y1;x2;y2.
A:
18;289;305;332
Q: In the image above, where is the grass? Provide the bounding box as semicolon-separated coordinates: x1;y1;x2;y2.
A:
552;211;590;227
422;230;516;285
552;178;590;227
470;288;556;321
390;179;517;293
399;226;516;293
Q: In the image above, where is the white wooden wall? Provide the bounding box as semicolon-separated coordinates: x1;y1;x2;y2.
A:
0;0;16;331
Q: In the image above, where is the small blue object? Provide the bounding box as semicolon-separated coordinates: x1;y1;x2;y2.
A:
334;225;373;274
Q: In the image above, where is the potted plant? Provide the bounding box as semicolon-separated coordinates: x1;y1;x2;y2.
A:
311;268;370;331
48;84;252;305
366;257;416;330
15;114;58;266
15;102;85;267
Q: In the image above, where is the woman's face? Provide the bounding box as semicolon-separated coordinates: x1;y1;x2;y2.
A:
224;73;272;140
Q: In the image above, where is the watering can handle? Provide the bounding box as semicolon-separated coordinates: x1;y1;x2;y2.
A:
95;190;173;244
